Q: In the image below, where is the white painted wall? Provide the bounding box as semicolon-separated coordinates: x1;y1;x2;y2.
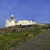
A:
5;20;36;27
17;20;36;25
5;20;11;27
5;19;36;27
11;21;16;26
5;20;16;27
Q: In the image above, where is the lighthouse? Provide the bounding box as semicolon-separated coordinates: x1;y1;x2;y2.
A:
5;15;16;27
5;15;37;27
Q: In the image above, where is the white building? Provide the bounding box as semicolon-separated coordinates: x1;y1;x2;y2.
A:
17;20;36;25
5;15;36;27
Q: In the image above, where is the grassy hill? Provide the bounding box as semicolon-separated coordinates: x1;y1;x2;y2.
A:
0;25;48;50
12;29;50;50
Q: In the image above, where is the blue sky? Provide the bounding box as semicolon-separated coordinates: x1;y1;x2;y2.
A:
0;0;50;27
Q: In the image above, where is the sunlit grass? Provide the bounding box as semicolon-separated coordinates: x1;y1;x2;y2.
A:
0;25;48;50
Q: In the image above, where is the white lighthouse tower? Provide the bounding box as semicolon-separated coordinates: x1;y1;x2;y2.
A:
9;15;16;26
5;15;16;27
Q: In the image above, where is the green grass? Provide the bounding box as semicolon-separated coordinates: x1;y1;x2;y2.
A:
0;25;48;50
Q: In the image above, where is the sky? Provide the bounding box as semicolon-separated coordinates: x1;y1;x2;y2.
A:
0;0;50;27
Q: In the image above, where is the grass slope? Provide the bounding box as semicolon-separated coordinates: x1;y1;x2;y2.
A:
12;30;50;50
0;25;48;50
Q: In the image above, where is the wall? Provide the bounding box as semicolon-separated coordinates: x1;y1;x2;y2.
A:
17;20;36;25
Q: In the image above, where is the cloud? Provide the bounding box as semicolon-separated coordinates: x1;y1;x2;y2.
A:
0;0;19;17
0;0;20;13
